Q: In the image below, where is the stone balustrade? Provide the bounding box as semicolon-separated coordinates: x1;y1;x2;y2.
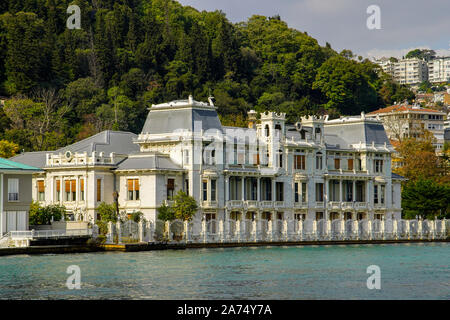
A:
104;218;449;244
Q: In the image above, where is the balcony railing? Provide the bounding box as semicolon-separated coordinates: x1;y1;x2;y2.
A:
202;201;218;208
328;201;341;209
274;201;285;208
260;201;273;208
294;202;308;208
227;200;243;209
245;200;258;209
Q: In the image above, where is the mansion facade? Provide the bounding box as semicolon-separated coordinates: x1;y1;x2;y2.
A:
12;96;405;226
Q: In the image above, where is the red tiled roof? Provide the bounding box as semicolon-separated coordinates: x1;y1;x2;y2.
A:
368;105;442;115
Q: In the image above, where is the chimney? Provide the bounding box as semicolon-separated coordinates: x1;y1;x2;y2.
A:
247;110;257;129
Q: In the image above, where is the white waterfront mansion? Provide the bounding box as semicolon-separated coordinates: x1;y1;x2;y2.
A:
12;96;404;228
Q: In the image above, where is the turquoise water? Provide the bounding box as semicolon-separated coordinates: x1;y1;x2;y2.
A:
0;243;448;299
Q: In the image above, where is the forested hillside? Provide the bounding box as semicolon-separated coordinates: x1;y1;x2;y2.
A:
0;0;414;152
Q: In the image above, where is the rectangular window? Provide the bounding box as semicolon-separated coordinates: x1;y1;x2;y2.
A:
315;183;324;202
202;180;208;201
184;150;190;165
65;179;76;202
167;178;175;200
80;178;84;201
294;154;306;170
96;179;102;202
316;154;323;170
185;179;189;195
380;185;385;204
334;158;340;170
276;182;284;201
71;180;76;202
374;160;384;173
56;180;61;201
374;185;378;204
210;179;216;201
348;159;353;171
8;178;19;201
127;179;139;200
301;182;307;203
37;180;45;201
294;183;299;203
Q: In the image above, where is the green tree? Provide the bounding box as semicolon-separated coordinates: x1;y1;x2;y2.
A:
0;139;19;158
172;190;198;221
402;179;449;219
157;202;175;221
96;202;118;222
29;202;66;225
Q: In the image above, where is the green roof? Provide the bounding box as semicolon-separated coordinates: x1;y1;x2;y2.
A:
0;157;40;171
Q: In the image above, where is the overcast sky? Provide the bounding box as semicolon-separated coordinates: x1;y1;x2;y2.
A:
178;0;450;59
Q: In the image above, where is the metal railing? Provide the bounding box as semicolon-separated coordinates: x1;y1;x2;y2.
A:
10;229;92;239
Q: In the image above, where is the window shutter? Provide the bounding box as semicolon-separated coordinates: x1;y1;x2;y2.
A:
65;180;70;192
80;179;84;192
37;180;45;192
134;179;139;191
348;159;353;170
71;180;76;191
56;180;61;192
97;179;101;201
127;179;134;191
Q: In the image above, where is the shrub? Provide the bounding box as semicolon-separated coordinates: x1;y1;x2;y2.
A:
157;203;175;221
29;201;66;225
96;202;118;222
130;211;144;223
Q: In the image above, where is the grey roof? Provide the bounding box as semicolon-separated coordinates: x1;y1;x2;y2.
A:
142;108;223;134
10;151;49;168
324;121;390;149
116;154;182;171
392;172;407;180
57;130;139;155
10;130;139;168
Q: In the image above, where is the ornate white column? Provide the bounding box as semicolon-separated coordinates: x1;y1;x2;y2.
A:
225;176;229;202
352;180;356;202
257;178;261;202
116;221;122;244
298;219;303;241
138;220;144;243
202;219;207;243
393;219;398;239
353;219;359;240
218;219;224;242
